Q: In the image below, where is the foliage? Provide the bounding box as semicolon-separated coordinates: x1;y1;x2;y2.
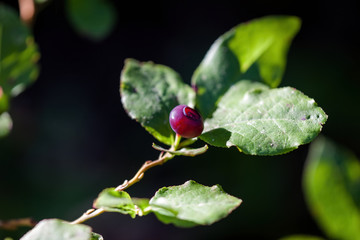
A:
65;0;117;41
303;136;360;240
0;3;40;137
20;219;101;240
1;6;330;239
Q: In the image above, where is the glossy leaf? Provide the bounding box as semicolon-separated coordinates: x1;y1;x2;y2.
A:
20;219;92;240
66;0;117;40
0;112;12;138
278;235;326;240
0;4;40;96
192;15;300;118
200;80;327;155
149;180;242;227
303;136;360;240
120;59;195;145
93;188;137;218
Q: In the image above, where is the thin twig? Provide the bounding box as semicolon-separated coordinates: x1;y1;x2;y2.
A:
70;151;175;224
0;218;37;230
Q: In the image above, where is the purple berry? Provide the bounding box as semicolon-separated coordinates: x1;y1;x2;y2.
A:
169;105;204;138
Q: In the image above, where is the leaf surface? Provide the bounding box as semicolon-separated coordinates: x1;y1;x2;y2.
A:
66;0;117;40
192;15;300;118
20;219;92;240
303;136;360;240
120;59;195;145
93;188;137;218
200;80;327;155
0;4;40;96
149;180;242;227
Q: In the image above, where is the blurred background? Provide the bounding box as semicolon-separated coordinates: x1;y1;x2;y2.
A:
0;0;359;239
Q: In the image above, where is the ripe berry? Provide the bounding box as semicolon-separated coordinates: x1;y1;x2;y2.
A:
169;105;204;138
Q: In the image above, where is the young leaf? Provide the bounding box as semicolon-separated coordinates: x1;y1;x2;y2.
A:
90;232;103;240
278;235;326;240
152;143;208;156
93;188;137;218
0;4;40;96
132;198;151;216
200;80;327;155
303;136;360;240
149;180;242;227
66;0;117;41
20;219;92;240
192;15;300;118
120;59;195;145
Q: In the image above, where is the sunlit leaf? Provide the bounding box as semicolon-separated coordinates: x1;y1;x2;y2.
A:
20;219;92;240
200;80;327;155
303;136;360;240
93;188;136;218
120;59;195;145
149;180;242;227
192;15;300;118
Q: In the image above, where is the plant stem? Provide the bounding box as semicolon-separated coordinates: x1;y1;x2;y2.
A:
71;140;180;225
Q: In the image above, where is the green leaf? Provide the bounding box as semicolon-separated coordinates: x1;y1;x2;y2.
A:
200;80;327;155
93;188;137;218
303;136;360;240
278;235;326;240
120;59;195;145
228;15;301;87
0;4;40;96
20;219;92;240
90;232;103;240
192;15;300;118
0;86;9;112
0;112;12;138
132;198;151;216
152;143;208;157
149;180;242;227
66;0;117;40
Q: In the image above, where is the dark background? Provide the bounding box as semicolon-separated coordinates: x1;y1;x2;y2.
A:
1;0;359;239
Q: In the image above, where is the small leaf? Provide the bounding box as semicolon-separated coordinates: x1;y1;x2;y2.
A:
66;0;117;41
200;80;327;155
90;232;103;240
120;59;195;145
0;112;12;138
149;180;242;227
0;3;40;96
152;143;208;157
192;15;300;118
278;235;326;240
132;198;151;216
20;219;92;240
303;136;360;240
93;188;136;218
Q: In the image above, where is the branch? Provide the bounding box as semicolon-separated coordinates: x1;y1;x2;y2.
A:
70;151;175;224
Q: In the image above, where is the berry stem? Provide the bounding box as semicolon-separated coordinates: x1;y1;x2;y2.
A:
71;136;183;225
